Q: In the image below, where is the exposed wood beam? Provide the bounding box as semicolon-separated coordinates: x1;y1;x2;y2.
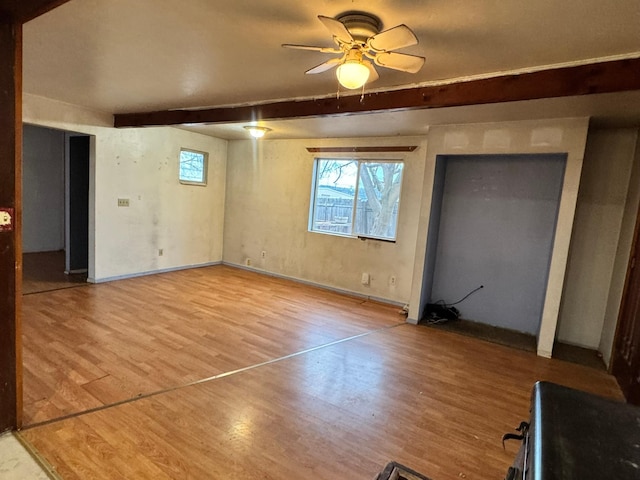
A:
115;57;640;128
0;18;22;432
0;0;73;23
306;146;418;153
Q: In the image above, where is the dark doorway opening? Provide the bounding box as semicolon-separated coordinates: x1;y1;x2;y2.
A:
67;135;90;274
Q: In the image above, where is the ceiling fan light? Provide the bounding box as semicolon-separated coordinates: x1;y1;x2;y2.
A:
244;126;271;138
336;61;370;89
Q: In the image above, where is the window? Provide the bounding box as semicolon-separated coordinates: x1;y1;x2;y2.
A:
179;149;208;185
310;158;404;241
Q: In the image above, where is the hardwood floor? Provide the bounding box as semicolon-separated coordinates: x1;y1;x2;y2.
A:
22;265;404;425
20;265;622;479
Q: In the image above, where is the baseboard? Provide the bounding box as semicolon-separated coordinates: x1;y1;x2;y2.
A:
88;261;222;284
223;261;406;308
87;260;407;311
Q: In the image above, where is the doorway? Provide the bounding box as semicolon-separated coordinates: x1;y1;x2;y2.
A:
22;125;91;294
425;154;566;336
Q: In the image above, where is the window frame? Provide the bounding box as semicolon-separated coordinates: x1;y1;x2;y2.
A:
309;157;404;242
178;148;209;186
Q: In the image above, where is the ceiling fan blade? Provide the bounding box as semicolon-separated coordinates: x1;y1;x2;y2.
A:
374;52;425;73
318;15;354;44
282;44;341;54
369;25;418;52
365;61;379;83
305;57;342;75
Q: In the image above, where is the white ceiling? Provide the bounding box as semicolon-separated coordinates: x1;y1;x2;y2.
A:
22;0;640;139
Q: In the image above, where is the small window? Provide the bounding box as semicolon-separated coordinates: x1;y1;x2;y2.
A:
179;149;208;185
310;158;404;241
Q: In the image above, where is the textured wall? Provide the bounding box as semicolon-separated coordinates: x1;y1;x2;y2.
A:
598;130;640;364
557;128;638;349
24;94;228;281
223;137;428;303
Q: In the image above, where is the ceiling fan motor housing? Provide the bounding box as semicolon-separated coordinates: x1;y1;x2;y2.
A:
336;12;382;43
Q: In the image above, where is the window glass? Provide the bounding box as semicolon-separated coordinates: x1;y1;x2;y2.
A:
179;149;208;185
355;161;404;239
310;158;403;241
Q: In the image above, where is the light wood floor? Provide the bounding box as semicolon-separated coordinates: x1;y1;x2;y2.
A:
20;265;622;480
22;265;404;425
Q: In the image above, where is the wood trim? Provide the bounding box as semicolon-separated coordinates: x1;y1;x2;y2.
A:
610;195;640;378
0;19;22;431
114;57;640;128
306;146;418;153
0;0;73;23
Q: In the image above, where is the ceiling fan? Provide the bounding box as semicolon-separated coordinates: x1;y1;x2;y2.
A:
283;12;425;90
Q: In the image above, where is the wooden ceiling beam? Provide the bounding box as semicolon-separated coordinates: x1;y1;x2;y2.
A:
0;0;72;24
114;57;640;129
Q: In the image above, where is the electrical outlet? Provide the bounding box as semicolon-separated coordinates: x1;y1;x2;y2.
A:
261;250;266;259
361;273;370;285
117;198;130;207
245;258;252;267
390;275;396;286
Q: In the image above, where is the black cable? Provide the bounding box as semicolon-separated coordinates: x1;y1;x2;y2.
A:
432;284;484;307
425;285;484;324
447;284;484;306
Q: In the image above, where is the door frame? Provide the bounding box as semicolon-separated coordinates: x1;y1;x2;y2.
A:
611;201;640;401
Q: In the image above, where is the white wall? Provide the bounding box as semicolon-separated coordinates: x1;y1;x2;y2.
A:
223;137;428;303
557;128;638;349
22;124;65;253
23;94;228;281
599;131;640;366
409;118;590;358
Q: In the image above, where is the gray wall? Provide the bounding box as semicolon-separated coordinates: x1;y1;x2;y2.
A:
430;154;566;334
23;124;66;253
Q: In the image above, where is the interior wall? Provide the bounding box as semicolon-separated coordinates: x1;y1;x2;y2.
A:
22;124;65;253
23;94;228;281
557;128;639;349
223;137;428;303
409;118;590;357
599;130;640;366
